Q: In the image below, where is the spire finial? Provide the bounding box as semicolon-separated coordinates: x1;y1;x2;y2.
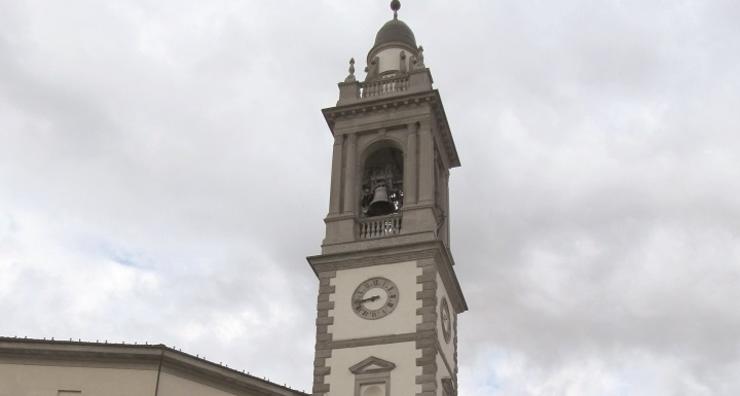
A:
345;58;356;82
391;0;401;19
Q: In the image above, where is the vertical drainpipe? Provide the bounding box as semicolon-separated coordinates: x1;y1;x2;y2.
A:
154;349;164;396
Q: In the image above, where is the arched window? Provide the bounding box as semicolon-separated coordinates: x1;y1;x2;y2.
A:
362;385;384;396
360;145;404;217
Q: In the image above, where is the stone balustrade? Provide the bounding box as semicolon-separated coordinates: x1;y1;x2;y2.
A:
358;214;402;239
336;68;433;106
361;75;410;98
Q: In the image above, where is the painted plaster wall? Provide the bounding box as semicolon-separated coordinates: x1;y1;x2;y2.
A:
435;273;456;374
374;48;413;74
325;342;421;396
329;261;422;340
0;362;157;396
158;371;241;396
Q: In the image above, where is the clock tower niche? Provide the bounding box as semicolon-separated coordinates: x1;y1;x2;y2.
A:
307;2;467;396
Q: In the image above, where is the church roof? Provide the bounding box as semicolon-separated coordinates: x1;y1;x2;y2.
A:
0;336;308;396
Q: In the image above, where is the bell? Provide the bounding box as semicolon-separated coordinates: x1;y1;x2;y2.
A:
367;185;395;217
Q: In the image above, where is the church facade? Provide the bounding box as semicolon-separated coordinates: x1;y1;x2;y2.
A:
0;2;466;396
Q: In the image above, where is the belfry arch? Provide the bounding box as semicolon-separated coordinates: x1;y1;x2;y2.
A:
360;141;404;218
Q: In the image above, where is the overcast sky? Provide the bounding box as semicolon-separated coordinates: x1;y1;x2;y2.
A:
2;0;740;394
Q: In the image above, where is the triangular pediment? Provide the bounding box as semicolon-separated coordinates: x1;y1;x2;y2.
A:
349;356;396;374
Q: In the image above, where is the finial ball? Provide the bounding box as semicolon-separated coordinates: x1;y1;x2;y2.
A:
391;0;401;12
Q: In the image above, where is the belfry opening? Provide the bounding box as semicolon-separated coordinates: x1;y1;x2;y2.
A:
361;144;404;218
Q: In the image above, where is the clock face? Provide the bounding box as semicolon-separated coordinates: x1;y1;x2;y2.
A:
352;277;399;320
440;297;452;344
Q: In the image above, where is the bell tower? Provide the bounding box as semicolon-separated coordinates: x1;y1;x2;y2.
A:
308;2;467;396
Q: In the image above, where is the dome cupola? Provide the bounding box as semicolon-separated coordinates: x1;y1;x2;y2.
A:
373;18;417;51
365;1;421;80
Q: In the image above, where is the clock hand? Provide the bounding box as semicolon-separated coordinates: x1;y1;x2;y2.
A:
356;295;381;303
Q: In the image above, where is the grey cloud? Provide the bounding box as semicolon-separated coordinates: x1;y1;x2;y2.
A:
2;0;740;394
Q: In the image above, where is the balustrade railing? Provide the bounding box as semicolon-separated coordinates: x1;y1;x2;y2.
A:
361;75;410;99
358;214;402;239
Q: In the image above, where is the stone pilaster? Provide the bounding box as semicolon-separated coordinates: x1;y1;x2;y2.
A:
342;134;357;215
404;122;419;205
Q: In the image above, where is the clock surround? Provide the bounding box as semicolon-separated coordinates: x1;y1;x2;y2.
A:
351;277;400;320
440;297;452;344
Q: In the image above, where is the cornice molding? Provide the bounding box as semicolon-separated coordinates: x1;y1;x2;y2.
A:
331;332;418;350
307;240;468;313
322;90;460;168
